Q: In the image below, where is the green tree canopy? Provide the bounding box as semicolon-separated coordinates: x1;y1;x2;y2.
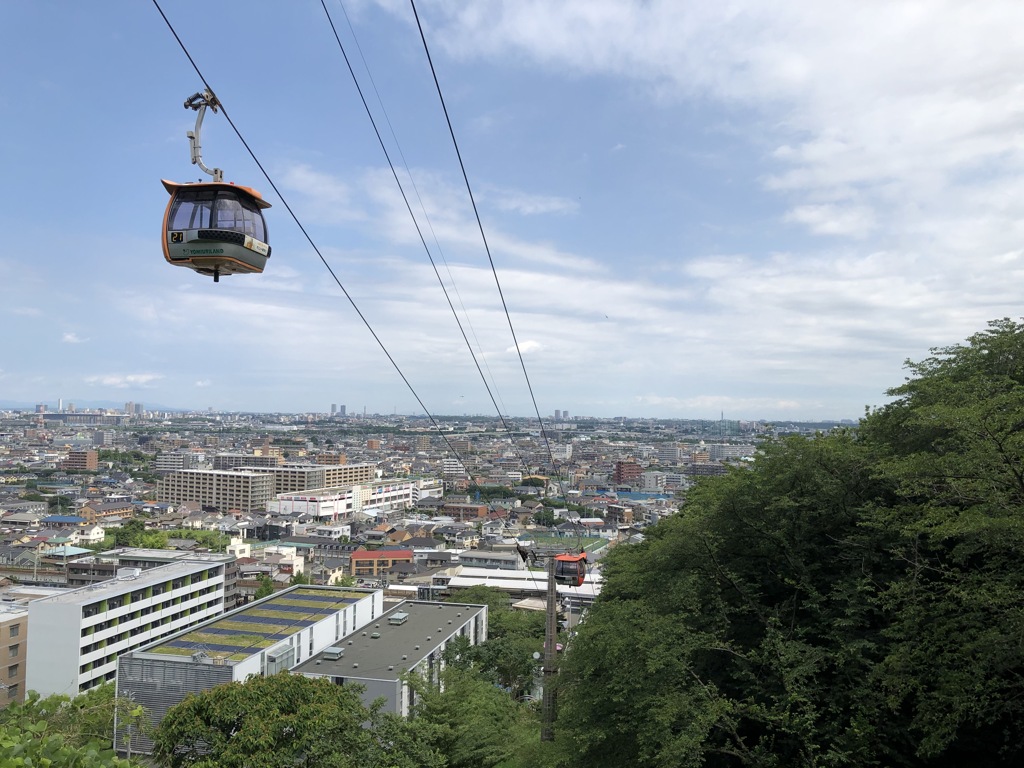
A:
408;668;540;768
557;318;1024;767
253;574;275;599
152;673;439;768
0;685;145;766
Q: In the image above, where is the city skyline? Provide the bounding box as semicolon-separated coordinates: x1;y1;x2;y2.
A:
4;2;1024;420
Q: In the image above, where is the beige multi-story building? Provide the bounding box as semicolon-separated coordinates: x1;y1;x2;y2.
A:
0;606;27;708
315;451;347;465
241;463;377;495
158;464;377;511
213;453;282;471
158;469;274;513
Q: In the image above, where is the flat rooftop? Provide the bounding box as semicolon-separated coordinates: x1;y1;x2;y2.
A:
447;566;602;599
291;600;485;681
32;560;216;605
91;548;236;562
144;587;373;663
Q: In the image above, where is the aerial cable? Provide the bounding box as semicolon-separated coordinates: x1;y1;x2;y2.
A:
320;0;531;474
334;0;514;423
408;0;557;472
150;0;467;468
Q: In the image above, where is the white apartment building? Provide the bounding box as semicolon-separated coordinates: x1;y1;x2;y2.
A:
550;444;573;461
158;469;275;512
153;451;204;475
268;477;443;520
705;443;758;461
656;444;681;464
641;471;667;492
441;458;466;478
26;560;227;697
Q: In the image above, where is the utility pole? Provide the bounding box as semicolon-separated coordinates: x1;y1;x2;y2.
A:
541;555;558;741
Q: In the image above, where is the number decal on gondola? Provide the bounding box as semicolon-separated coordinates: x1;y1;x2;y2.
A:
170;231;184;243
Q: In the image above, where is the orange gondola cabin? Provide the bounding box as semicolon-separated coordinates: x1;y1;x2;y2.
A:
162;89;273;281
161;180;271;281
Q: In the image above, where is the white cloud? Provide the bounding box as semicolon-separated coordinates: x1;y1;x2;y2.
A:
404;1;1024;242
360;167;602;272
784;204;875;237
61;332;87;344
84;373;164;388
635;394;805;413
509;340;544;355
278;164;365;226
486;188;579;216
195;380;212;388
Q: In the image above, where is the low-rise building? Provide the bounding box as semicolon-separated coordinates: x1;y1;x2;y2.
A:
349;549;414;579
26;560;228;697
292;599;487;716
114;585;383;754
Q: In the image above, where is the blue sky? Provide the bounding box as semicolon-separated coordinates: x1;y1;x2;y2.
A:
3;1;1024;420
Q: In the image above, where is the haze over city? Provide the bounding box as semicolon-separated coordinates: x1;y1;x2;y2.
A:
4;1;1023;419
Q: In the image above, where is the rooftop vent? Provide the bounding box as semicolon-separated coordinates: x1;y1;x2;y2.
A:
322;647;344;661
370;632;381;640
388;612;410;626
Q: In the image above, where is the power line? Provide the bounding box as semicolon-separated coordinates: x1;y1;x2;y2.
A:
408;0;557;471
149;0;467;468
320;0;532;474
334;0;514;423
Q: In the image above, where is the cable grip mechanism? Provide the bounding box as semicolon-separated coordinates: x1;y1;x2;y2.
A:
184;88;224;182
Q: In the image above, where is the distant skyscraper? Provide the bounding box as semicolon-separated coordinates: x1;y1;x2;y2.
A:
331;404;337;415
58;398;63;412
124;401;134;415
134;402;144;415
563;410;569;420
340;405;346;417
554;410;562;420
35;404;46;413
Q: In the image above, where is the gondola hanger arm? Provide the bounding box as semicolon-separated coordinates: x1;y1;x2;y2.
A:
184;88;223;182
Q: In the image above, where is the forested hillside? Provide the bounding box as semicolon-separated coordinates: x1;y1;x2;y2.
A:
557;318;1024;767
